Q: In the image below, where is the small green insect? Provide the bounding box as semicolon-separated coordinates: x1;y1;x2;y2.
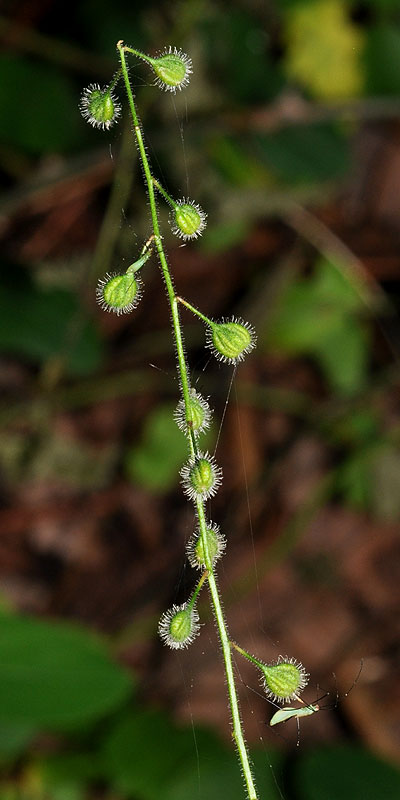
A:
269;699;319;727
268;694;326;746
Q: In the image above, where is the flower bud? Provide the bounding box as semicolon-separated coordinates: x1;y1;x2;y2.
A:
187;522;226;569
174;388;212;438
150;47;192;92
158;602;200;649
79;84;121;130
206;317;256;364
261;656;309;704
170;200;207;241
96;272;142;315
180;452;222;502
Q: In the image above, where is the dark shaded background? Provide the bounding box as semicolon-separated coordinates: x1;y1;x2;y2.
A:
1;1;400;798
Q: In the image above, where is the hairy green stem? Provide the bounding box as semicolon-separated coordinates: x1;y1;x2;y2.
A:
176;296;213;327
152;176;176;208
118;42;258;800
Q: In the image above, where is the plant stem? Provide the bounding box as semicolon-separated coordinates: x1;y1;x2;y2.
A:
118;42;258;800
189;570;209;608
152;176;176;208
230;641;262;668
176;296;213;327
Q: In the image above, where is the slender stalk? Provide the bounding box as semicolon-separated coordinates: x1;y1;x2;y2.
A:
152;176;176;208
118;42;258;800
176;296;213;327
231;641;261;668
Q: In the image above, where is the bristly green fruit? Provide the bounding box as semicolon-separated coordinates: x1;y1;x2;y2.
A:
96;272;142;315
206;317;256;364
158;603;200;649
150;46;192;92
180;452;223;501
174;388;212;437
261;656;309;704
171;200;207;240
186;522;226;569
79;84;121;130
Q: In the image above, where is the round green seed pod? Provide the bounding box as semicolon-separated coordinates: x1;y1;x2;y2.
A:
187;522;226;569
158;603;200;649
79;84;121;130
261;657;309;704
150;47;192;92
206;317;256;364
170;200;207;241
174;388;212;438
180;452;223;501
96;272;143;315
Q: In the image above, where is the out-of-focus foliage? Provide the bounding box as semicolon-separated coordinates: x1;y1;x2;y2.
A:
0;269;102;376
0;609;399;800
264;257;369;395
296;745;400;799
0;611;132;730
1;0;400;797
284;0;364;99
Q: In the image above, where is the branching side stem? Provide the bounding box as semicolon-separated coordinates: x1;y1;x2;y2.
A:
118;41;258;800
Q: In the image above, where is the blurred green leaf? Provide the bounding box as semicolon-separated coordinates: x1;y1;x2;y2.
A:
0;613;132;730
103;709;283;800
202;219;251;254
341;441;400;520
296;745;400;800
202;8;284;104
364;24;400;95
103;709;202;799
209;136;267;187
125;404;214;492
0;278;103;376
0;56;81;154
264;258;369;395
0;721;35;761
338;446;376;510
284;0;364;99
255;124;350;184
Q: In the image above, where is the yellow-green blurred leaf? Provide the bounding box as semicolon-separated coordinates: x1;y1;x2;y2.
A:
285;0;364;99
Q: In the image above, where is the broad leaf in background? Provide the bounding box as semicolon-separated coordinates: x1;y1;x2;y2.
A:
202;8;284;103
364;24;400;96
263;257;369;395
0;56;81;154
0;613;132;730
254;124;350;185
339;441;400;521
284;0;364;99
102;708;283;800
296;745;400;800
0;275;103;376
0;721;36;761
